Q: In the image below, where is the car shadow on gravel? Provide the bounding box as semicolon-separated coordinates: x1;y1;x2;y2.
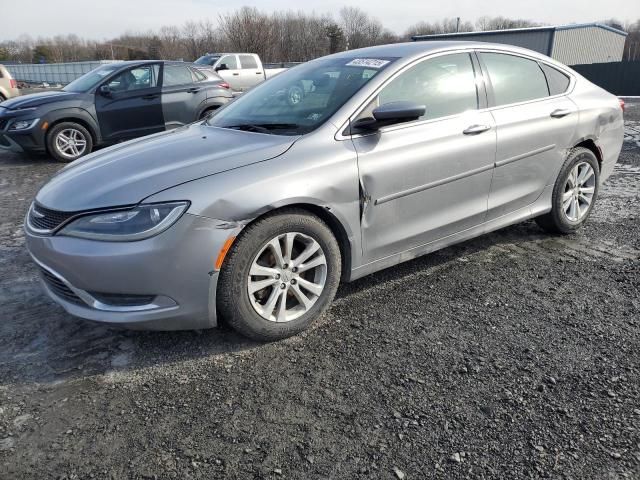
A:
1;218;559;388
336;219;550;299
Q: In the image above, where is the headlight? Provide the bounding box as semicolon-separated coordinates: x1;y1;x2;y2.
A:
9;118;40;131
58;202;189;241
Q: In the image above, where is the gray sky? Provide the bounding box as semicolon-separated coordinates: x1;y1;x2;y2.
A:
2;0;639;40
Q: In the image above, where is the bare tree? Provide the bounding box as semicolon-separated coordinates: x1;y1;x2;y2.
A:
476;16;541;31
404;18;473;39
218;7;273;59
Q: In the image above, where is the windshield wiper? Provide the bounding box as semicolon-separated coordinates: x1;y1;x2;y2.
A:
222;123;301;134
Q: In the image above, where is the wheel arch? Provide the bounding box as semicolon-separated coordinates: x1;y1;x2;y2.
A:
46;114;100;146
573;138;603;171
235;203;353;282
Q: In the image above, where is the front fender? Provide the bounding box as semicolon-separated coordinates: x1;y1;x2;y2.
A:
44;107;101;143
143;133;363;274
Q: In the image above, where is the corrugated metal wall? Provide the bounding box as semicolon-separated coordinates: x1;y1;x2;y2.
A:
5;61;118;84
552;27;626;64
415;30;553;55
414;25;627;65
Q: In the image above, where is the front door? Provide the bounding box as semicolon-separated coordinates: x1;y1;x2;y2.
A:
214;55;241;91
352;52;496;262
95;64;163;142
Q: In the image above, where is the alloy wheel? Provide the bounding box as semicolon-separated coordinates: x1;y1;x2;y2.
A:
247;232;327;323
562;161;596;222
55;128;88;160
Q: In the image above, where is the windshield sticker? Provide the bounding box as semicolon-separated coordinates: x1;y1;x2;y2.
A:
346;58;390;69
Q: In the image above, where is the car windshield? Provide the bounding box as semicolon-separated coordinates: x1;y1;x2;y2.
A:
206;56;398;135
195;55;221;66
63;65;121;93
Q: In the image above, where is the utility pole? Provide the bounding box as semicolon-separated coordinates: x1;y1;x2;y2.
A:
456;17;460;33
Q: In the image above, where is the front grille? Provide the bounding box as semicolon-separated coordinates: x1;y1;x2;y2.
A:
39;268;86;306
29;204;77;232
0;119;8;131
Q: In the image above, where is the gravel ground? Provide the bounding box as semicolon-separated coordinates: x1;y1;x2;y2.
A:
0;103;639;480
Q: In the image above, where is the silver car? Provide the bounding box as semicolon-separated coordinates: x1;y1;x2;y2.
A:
25;42;624;340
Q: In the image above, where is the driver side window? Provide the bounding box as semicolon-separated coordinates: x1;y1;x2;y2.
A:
107;65;159;93
361;53;479;123
219;55;238;70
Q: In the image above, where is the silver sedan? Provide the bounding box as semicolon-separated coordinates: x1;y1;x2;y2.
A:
25;41;624;340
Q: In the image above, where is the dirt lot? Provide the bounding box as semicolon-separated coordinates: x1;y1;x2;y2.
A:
0;103;639;480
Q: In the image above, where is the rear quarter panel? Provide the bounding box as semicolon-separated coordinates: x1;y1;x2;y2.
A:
568;75;624;183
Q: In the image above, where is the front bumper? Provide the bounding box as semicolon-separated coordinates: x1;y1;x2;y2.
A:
0;110;47;154
25;212;235;330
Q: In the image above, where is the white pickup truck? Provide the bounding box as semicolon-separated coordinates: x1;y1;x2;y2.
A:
194;53;288;92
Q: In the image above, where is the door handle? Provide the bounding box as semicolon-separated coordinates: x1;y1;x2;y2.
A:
256;72;262;75
463;124;491;135
142;94;159;100
188;87;200;93
550;108;572;118
232;73;240;76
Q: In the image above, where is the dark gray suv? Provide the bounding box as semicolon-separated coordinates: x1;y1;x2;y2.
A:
0;61;233;162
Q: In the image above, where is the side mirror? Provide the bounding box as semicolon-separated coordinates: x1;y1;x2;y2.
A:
215;63;229;72
352;101;426;132
99;84;112;96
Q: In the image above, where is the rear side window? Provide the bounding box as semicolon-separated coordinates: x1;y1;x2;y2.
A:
191;68;207;82
219;55;238;70
163;65;194;86
480;53;549;106
375;53;478;121
540;63;570;96
239;55;259;69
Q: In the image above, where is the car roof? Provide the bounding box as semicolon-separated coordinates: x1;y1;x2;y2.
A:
328;40;555;64
107;60;202;68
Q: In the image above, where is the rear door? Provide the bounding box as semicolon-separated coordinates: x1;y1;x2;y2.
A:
237;54;263;91
95;64;163;142
478;51;578;220
160;64;208;127
352;52;496;262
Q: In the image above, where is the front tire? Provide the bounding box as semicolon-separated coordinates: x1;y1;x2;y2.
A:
217;209;341;341
199;106;219;120
46;122;93;163
535;147;600;234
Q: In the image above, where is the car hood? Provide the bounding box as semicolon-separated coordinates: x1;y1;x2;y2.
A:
36;123;298;211
1;90;83;110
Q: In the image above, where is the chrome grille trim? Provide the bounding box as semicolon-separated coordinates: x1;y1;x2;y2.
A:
26;203;78;235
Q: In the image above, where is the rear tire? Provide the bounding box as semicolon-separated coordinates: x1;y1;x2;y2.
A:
217;209;341;341
535;147;600;234
46;122;93;163
0;93;6;102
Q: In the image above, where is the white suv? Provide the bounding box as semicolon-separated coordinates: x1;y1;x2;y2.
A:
0;65;19;102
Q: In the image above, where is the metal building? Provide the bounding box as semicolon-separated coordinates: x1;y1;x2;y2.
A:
412;23;627;65
6;61;118;85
